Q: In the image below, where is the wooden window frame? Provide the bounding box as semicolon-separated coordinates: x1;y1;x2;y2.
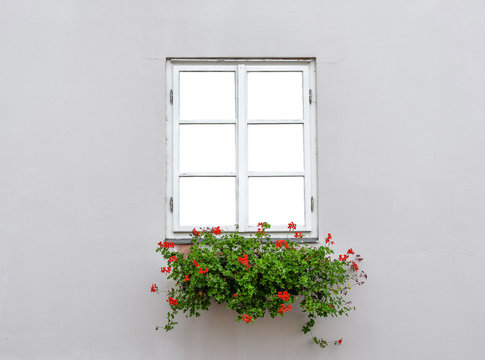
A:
165;58;318;243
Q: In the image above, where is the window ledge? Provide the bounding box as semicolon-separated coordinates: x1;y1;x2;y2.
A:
167;237;319;245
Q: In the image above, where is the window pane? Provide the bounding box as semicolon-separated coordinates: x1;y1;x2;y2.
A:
179;72;235;120
248;177;304;226
179;177;235;227
180;124;235;173
248;124;304;172
247;72;303;120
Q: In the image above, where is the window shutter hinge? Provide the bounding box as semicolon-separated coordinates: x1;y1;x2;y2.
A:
170;89;173;104
311;196;314;212
169;197;173;212
309;89;313;104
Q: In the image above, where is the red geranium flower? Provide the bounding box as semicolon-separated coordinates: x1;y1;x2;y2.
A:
278;304;292;314
277;291;290;301
212;226;222;235
288;222;297;230
294;232;303;238
159;241;175;248
275;240;289;249
238;254;248;265
192;228;200;237
184;275;190;282
347;248;354;254
150;284;158;292
325;233;332;243
161;266;172;273
338;254;349;261
167;297;178;306
352;261;359;271
168;256;177;262
242;314;252;323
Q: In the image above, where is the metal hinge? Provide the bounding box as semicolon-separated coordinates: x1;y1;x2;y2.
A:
311;196;314;212
309;89;313;104
170;89;173;104
169;197;173;212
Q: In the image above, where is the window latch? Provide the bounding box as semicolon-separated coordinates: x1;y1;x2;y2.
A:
311;196;314;212
170;89;173;104
309;89;313;104
169;197;173;212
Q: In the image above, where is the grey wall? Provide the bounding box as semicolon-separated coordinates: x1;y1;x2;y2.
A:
1;0;484;359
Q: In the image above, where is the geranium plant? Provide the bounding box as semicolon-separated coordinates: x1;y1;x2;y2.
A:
152;222;366;349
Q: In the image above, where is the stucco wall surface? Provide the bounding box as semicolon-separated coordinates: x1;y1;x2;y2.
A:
1;1;484;359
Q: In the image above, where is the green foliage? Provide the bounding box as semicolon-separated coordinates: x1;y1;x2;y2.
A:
154;223;366;349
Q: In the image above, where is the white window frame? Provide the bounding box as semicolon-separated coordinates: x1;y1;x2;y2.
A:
165;58;318;242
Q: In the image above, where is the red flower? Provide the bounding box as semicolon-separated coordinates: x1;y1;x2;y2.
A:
167;297;178;306
278;304;292;314
150;284;158;292
347;248;354;255
233;293;238;297
288;222;297;230
277;291;290;301
294;232;303;238
325;233;332;243
257;228;265;236
242;314;252;323
352;261;359;271
192;228;200;237
258;222;265;227
168;256;177;262
161;266;172;273
237;255;251;270
160;241;175;248
204;268;208;273
238;254;248;265
212;226;222;235
275;240;289;249
184;275;190;282
193;260;199;267
338;254;349;261
338;338;343;344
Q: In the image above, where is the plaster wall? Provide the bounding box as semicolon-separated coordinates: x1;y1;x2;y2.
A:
1;1;484;359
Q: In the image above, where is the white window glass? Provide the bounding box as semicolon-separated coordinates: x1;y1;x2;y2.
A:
179;177;236;226
247;72;303;120
179;72;235;120
248;177;305;226
179;124;235;173
248;124;304;172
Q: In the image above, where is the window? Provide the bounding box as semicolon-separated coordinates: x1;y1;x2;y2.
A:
166;58;317;242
